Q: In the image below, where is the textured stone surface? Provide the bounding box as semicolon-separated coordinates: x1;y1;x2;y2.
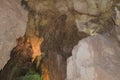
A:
0;37;33;80
20;0;120;80
73;0;114;15
1;0;120;80
0;0;27;69
22;0;88;80
74;0;115;35
67;35;120;80
39;13;88;80
115;5;120;41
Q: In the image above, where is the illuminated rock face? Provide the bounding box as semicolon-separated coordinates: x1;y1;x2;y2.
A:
0;0;27;69
0;36;33;80
25;12;44;62
67;35;120;80
1;0;120;80
21;0;120;80
30;37;44;62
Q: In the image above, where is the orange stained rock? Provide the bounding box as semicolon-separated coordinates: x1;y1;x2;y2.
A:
24;39;31;48
42;67;50;80
30;36;44;62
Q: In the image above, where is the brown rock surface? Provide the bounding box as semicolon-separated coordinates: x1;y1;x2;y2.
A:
0;36;33;80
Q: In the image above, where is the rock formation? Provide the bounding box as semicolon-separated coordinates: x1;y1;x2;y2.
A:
1;0;120;80
67;35;120;80
0;0;28;69
0;36;33;80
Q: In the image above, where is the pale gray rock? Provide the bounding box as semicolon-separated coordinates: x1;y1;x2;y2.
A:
73;0;114;15
0;0;27;69
114;6;120;42
67;35;120;80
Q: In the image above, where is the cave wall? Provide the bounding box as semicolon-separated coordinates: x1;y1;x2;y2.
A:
0;0;28;69
22;0;88;80
67;34;120;80
21;0;120;80
67;0;120;80
1;0;120;80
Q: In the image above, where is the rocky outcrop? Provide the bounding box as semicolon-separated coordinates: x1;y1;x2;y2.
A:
74;0;116;35
15;0;120;80
1;0;120;80
67;0;120;80
67;35;120;80
22;0;88;80
0;0;28;69
0;36;33;80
